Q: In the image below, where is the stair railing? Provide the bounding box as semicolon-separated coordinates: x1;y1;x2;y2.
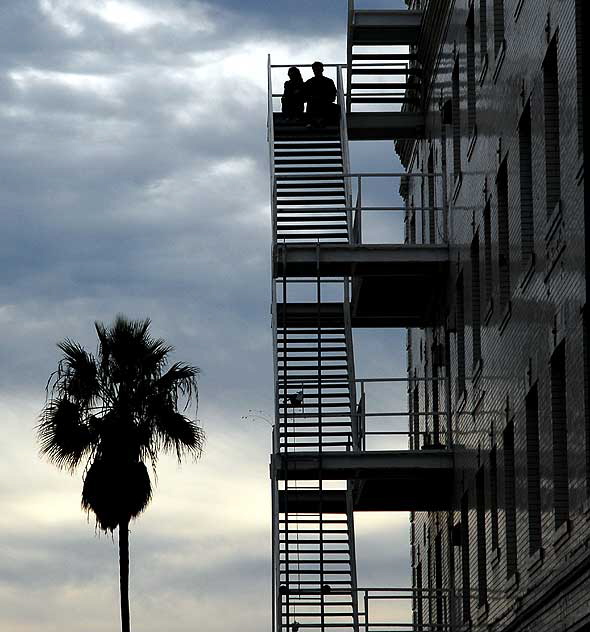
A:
346;0;354;114
337;65;354;240
344;281;359;452
267;54;277;245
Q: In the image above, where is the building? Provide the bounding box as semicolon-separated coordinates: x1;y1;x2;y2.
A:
267;1;587;631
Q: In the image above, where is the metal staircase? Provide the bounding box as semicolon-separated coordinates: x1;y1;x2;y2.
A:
273;119;350;244
269;61;360;632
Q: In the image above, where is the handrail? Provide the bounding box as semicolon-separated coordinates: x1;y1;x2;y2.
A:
346;0;354;114
267;54;277;245
337;65;354;239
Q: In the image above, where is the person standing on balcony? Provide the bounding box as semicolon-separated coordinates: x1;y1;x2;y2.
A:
304;61;338;127
281;66;305;121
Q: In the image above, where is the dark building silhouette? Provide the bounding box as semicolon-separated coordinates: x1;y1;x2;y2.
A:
267;1;588;631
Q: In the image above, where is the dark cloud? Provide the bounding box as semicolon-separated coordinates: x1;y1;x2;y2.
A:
0;0;412;629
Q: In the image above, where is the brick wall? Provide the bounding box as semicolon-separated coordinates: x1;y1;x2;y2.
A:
404;0;587;630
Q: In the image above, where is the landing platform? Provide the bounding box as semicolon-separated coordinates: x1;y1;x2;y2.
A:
275;450;454;511
347;112;425;141
273;243;448;277
275;243;448;327
350;10;422;46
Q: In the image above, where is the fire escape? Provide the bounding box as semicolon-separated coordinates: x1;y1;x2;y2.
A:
268;3;455;631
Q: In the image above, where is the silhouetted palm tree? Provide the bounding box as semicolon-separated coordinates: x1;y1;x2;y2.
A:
37;316;204;632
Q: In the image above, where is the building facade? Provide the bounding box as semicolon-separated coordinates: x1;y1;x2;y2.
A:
404;0;588;630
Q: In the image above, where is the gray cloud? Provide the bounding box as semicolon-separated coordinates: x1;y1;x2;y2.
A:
1;0;412;629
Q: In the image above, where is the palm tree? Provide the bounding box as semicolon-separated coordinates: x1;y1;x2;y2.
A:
37;315;204;632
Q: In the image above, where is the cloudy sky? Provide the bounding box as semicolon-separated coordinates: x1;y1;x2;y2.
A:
0;1;411;630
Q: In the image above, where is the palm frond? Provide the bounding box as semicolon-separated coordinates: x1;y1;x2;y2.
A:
54;339;99;406
37;398;95;471
153;409;205;462
156;362;200;410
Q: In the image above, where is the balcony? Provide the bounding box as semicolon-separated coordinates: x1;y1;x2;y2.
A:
273;173;449;328
273;376;455;512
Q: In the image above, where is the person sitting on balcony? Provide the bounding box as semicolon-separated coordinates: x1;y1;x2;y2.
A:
304;61;339;127
281;66;305;121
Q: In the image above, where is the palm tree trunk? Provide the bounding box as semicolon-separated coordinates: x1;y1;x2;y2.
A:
119;518;131;632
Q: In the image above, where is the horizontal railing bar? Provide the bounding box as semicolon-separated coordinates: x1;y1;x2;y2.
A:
271;63;345;68
276;172;443;179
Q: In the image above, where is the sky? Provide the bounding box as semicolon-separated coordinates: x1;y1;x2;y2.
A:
0;1;410;630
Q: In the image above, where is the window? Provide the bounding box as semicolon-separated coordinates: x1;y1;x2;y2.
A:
461;493;471;622
476;468;488;606
456;273;466;396
519;103;534;264
435;533;443;624
576;0;584;153
493;0;504;58
479;0;488;62
543;39;561;216
503;420;517;579
471;233;482;367
413;383;420;449
490;447;499;551
416;561;424;626
551;343;569;529
410;197;416;244
497;160;510;311
466;8;477;136
432;361;440;445
428;149;436;244
483;201;493;305
526;384;542;554
452;59;461;178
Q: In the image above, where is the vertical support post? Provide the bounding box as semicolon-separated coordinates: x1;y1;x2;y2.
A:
268;55;277;245
344;281;358;451
346;488;360;632
281;250;290;632
360;382;366;451
354;175;362;245
272;476;280;632
346;0;354;115
337;66;354;241
316;244;325;632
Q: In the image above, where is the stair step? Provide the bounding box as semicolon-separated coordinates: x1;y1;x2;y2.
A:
350;68;421;77
277;198;346;206
351;97;420;105
276;218;348;226
276;182;345;190
276;159;343;166
279;353;348;360
277;225;348;232
277;191;346;198
351;53;419;61
276;234;348;240
278;423;353;431
278;337;346;342
275;150;343;158
277;379;350;386
278;345;346;352
277;579;352;585
274;142;342;150
275;167;343;174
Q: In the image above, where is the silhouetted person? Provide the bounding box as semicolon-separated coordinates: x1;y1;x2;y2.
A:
281;67;305;121
305;61;338;126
